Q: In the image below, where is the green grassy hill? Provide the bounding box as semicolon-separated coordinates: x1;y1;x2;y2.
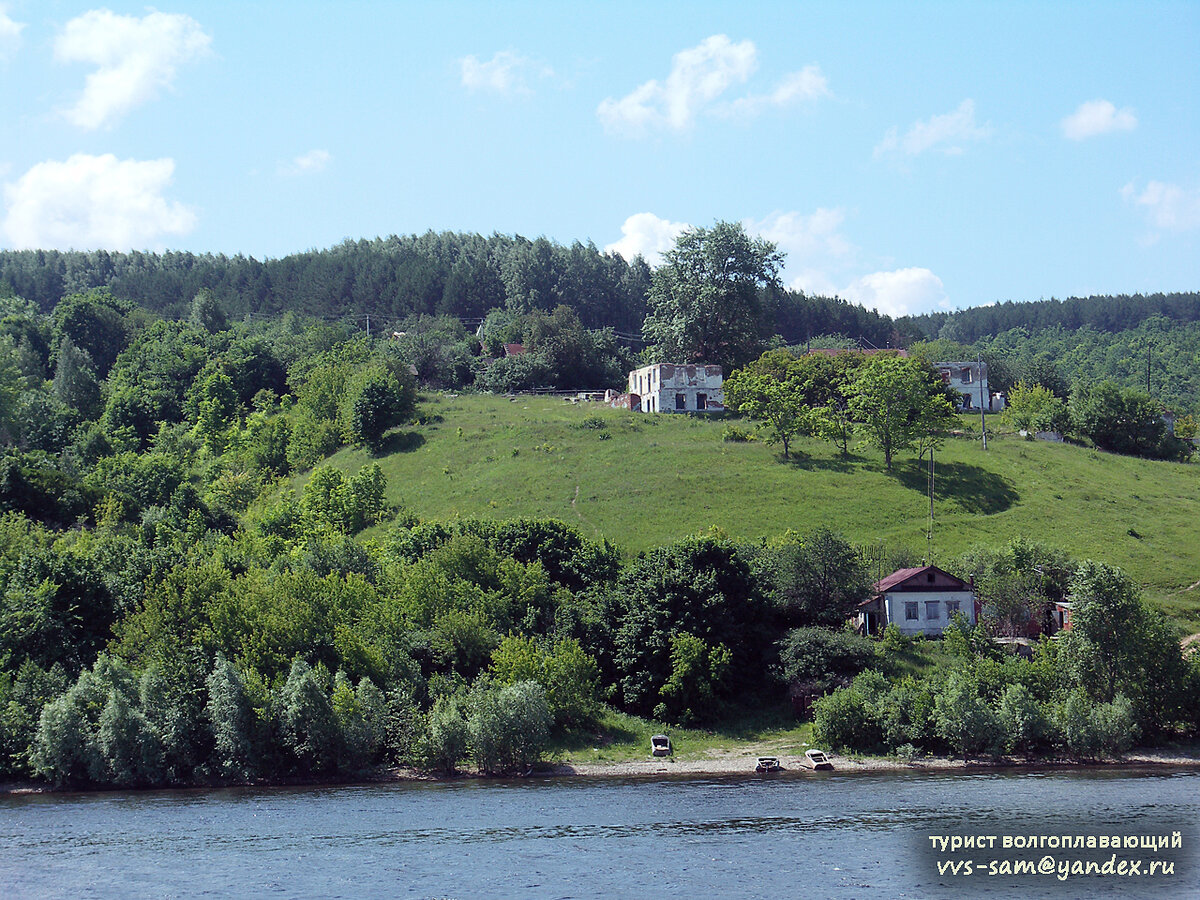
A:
317;393;1200;628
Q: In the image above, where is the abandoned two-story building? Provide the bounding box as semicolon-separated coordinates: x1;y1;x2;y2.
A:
619;363;725;413
934;360;1004;412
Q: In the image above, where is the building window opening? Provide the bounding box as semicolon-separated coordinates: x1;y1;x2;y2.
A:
905;602;919;621
675;393;686;410
925;601;940;619
697;393;707;410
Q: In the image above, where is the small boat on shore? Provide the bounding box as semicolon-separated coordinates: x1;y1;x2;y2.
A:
651;734;672;757
755;756;781;773
805;749;833;770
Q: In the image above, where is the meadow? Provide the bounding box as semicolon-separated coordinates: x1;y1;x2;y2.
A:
318;393;1200;628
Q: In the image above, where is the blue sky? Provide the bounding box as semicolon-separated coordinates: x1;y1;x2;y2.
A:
1;1;1197;317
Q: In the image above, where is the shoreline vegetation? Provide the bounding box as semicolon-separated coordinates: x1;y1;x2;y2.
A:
7;746;1200;795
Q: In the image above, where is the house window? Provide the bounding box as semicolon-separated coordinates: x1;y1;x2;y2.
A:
675;393;686;410
697;393;707;410
904;602;919;621
925;601;940;619
961;367;972;383
946;600;960;617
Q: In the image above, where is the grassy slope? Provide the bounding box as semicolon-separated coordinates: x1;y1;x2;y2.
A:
318;393;1200;628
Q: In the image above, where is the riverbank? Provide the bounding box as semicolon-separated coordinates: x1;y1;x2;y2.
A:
541;745;1200;779
6;745;1200;795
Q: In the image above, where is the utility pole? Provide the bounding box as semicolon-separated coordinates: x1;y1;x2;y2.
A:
978;355;987;450
366;314;371;338
926;447;935;564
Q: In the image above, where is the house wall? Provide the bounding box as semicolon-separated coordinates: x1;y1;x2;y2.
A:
934;361;992;412
884;589;976;636
628;363;724;413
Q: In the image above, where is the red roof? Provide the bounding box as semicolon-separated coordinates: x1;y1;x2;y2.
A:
872;565;972;594
806;348;909;357
503;343;526;357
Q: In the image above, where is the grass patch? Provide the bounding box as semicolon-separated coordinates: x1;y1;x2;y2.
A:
548;703;814;766
308;393;1200;628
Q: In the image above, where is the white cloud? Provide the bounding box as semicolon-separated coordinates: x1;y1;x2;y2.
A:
0;6;25;61
605;212;689;264
460;50;551;95
874;99;991;158
54;9;211;130
745;208;851;262
601;34;825;134
278;149;332;177
723;65;830;117
1121;180;1200;231
3;153;196;250
842;267;949;318
1061;99;1136;140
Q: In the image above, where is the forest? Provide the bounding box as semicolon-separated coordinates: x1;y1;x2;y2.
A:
0;234;892;347
3;234;1196;413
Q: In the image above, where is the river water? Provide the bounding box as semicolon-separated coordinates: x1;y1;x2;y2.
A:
3;768;1197;899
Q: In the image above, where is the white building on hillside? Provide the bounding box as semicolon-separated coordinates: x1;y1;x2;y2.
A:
857;566;978;637
934;360;999;411
627;363;724;413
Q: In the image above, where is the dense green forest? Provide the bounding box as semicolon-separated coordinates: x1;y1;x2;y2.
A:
905;292;1200;343
3;234;1197;412
0;234;893;348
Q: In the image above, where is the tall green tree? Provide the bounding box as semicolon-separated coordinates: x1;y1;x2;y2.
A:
642;222;783;371
1002;380;1068;433
848;355;955;470
1070;380;1188;460
724;367;810;459
51;337;101;418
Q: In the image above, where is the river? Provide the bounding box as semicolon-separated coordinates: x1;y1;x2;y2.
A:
3;768;1196;899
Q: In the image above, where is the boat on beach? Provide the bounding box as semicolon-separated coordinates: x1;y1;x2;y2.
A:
804;749;833;770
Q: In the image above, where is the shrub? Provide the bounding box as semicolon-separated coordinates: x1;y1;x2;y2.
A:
467;679;551;774
934;670;1002;760
997;683;1049;755
423;695;468;774
277;659;339;775
812;686;882;751
721;424;755;442
777;627;875;690
490;635;601;727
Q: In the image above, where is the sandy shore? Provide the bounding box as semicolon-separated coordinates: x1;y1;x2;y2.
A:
6;747;1199;794
539;746;1200;779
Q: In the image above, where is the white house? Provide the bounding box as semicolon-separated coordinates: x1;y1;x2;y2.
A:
627;363;724;413
857;566;978;637
933;360;997;412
